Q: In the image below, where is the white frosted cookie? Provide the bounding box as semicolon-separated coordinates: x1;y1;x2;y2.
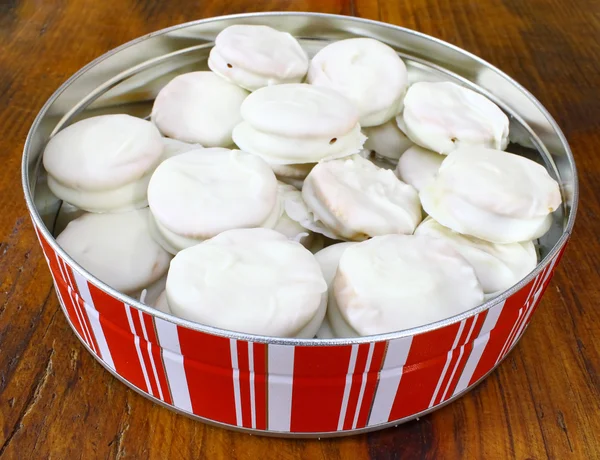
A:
363;119;414;161
147;148;278;254
315;242;358;286
308;38;408;127
43;114;163;212
415;217;538;294
161;138;203;160
151;71;248;147
271;162;314;181
395;145;444;192
333;235;484;336
420;147;562;244
302;155;422;241
166;228;328;337
56;209;172;295
315;316;335;339
139;275;167;307
208;24;309;91
232;83;366;164
401;82;509;154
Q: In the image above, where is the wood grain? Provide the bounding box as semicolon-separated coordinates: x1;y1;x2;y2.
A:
0;0;598;458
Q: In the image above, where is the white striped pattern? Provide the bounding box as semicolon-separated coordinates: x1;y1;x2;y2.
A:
124;304;152;396
429;320;466;408
267;344;295;432
72;270;115;370
138;309;164;401
155;317;193;413
337;344;359;430
368;336;413;426
352;342;375;429
248;344;257;429
229;339;243;426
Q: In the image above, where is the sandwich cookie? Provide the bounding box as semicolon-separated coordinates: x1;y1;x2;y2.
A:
56;209;172;295
272;182;314;247
208;24;309;91
401;82;509;154
152;71;248;147
415;217;538;294
419;147;562;244
395;145;444;192
308;38;408;127
302;155;422;241
232;83;366;165
161;138;203;161
43;114;163;212
331;235;484;336
166;228;328;337
147;148;278;254
362;118;414;161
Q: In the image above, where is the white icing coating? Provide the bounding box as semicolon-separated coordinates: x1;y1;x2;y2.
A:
151;71;248;147
363;119;414;161
315;316;335;339
240;83;359;137
43;115;163;212
139;275;167;307
419;147;562;243
161;138;203;160
148;149;278;243
270;162;315;180
284;186;341;240
166;228;327;337
395;145;444;192
233;121;365;165
401;82;509;154
415;217;538;294
358;149;396;171
314;242;357;286
333;235;484;336
302;155;422;241
208;25;309;91
308;38;408;127
47;171;152;213
154;290;171;314
272;182;313;246
56;209;172;294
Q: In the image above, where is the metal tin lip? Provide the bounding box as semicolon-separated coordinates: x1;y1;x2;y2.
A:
22;12;579;347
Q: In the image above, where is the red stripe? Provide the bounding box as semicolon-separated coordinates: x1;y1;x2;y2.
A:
355;341;387;429
388;322;462;420
177;328;237;425
87;284;149;392
404;321;462;366
130;310;159;397
290;345;353;432
70;285;100;355
468;275;537;385
237;341;252;428
342;344;370;430
253;342;267;431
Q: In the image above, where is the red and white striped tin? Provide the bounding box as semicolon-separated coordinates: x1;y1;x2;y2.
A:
22;13;578;437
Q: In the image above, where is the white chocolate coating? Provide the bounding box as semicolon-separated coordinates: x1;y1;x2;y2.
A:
395;145;444;192
151;71;248;147
363;119;414;161
43;114;163;212
166;228;328;337
154;290;171;314
161;138;203;160
272;182;313;246
415;217;538;294
420;147;562;243
308;38;408;127
401;82;509;154
56;209;172;295
208;25;309;91
233;83;365;164
302;155;422;241
333;235;484;336
147;149;278;251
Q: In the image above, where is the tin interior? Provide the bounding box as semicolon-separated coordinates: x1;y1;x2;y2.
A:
22;13;578;346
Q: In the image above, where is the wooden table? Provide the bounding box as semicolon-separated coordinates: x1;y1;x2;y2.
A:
1;0;598;458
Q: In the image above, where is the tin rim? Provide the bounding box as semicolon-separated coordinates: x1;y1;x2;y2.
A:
21;12;579;347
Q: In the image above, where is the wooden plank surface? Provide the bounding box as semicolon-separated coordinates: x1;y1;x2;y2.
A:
0;0;598;458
